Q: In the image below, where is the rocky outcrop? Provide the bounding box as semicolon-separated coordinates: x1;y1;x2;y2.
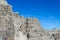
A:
49;30;60;40
0;0;60;40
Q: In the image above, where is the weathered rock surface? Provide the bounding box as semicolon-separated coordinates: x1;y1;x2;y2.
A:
0;0;60;40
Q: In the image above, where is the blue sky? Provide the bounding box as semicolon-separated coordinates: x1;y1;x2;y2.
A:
7;0;60;30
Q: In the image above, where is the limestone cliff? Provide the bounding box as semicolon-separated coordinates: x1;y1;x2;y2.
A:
0;0;60;40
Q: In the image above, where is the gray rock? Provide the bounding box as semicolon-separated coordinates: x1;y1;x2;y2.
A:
0;0;60;40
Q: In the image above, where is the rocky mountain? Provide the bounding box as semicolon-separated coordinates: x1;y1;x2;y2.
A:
0;0;60;40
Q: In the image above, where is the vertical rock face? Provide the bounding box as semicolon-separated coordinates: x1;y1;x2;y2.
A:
26;18;44;40
0;1;14;40
0;0;60;40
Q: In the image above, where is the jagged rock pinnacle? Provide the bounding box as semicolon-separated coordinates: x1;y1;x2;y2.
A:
0;0;8;5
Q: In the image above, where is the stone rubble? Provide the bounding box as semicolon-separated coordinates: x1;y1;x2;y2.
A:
0;0;60;40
